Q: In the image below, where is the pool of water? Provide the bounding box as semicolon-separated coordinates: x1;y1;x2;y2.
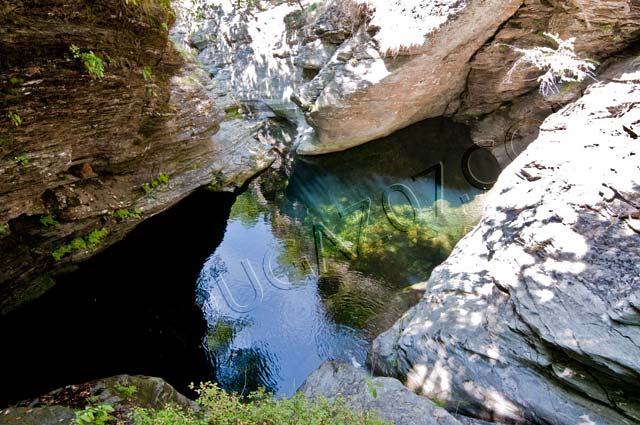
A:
197;118;498;396
0;118;500;406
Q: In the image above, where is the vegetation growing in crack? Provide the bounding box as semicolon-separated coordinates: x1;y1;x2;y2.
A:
113;208;143;222
40;215;61;228
142;173;170;193
70;45;105;80
6;111;22;127
52;228;110;261
502;32;598;97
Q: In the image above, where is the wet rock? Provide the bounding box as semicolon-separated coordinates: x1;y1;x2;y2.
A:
370;57;640;424
299;361;462;425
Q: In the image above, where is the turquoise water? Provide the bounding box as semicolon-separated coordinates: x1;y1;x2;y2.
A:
196;118;499;396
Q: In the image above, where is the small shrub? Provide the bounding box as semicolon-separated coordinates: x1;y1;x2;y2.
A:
75;403;115;425
40;215;60;228
70;45;105;80
128;382;390;425
502;33;597;96
7;111;22;127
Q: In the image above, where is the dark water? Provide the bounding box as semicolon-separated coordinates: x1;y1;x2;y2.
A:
0;191;235;407
0;118;500;406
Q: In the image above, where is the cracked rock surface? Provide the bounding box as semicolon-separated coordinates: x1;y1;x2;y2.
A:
369;56;640;424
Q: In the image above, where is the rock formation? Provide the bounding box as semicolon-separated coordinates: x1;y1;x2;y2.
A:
0;0;275;314
370;55;640;424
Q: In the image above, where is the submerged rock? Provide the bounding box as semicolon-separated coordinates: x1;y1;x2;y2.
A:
299;361;462;425
370;56;640;423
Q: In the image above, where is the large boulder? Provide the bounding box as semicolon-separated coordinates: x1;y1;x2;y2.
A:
299;361;462;425
369;56;640;424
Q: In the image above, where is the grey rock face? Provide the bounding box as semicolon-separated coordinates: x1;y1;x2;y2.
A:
370;58;640;424
299;361;462;425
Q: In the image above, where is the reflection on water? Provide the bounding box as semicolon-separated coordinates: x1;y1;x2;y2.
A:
197;118;499;396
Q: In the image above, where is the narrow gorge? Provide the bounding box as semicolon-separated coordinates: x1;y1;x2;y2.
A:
0;0;638;424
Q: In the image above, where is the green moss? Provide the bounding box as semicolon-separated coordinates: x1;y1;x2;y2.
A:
0;224;7;236
114;383;138;398
13;154;29;166
142;173;170;193
113;208;143;221
600;24;613;33
40;215;61;228
52;228;109;261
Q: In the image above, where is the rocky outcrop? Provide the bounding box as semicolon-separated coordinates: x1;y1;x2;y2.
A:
298;0;640;155
299;361;462;425
456;0;640;166
0;374;198;424
369;56;640;424
0;0;275;314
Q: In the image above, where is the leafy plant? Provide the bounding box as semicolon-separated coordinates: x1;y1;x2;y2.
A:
365;376;383;399
13;155;28;166
70;45;105;80
114;383;138;398
0;225;7;236
142;66;153;81
7;111;22;127
52;228;109;261
40;215;61;228
142;173;170;193
128;382;390;425
75;403;115;425
113;208;142;222
502;33;597;97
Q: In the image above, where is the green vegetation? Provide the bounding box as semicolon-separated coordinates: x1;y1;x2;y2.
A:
600;24;613;33
0;224;7;236
113;208;142;221
7;111;22;127
40;215;61;228
142;173;170;193
142;66;153;81
70;45;105;80
75;403;115;425
365;376;383;399
52;228;109;261
431;398;446;408
13;155;29;166
128;382;389;425
502;32;597;96
123;0;176;22
114;383;138;398
9;77;24;85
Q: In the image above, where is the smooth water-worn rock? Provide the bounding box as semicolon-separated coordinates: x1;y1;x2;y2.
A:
370;56;640;424
0;0;275;314
299;361;462;425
